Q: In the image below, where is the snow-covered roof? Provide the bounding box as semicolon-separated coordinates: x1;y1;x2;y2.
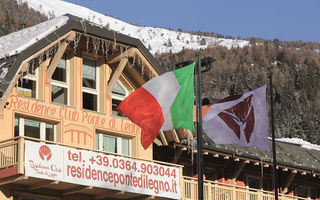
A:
0;14;163;101
180;135;320;173
276;137;320;151
0;15;69;60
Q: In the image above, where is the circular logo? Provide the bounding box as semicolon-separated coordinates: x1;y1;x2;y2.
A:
39;145;52;161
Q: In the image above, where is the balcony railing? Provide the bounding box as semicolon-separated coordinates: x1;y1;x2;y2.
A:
0;137;315;200
183;176;313;200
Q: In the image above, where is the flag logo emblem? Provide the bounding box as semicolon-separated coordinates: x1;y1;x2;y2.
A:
218;94;255;143
39;145;52;161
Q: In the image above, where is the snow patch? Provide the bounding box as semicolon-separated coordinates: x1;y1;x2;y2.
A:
19;0;250;55
0;15;69;59
277;138;320;151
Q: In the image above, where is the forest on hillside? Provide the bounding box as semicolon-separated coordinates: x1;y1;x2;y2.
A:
1;0;320;144
0;0;47;37
156;40;320;144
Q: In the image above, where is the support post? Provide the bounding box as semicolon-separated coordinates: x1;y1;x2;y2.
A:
196;53;204;200
268;67;279;200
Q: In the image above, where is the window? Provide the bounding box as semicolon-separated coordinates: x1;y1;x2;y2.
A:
112;81;128;117
82;58;98;111
51;54;69;105
95;132;130;156
14;116;55;141
17;62;37;98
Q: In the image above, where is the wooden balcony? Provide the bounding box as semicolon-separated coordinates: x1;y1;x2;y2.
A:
0;137;315;200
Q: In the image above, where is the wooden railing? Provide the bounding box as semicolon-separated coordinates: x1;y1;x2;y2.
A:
0;137;19;169
183;177;313;200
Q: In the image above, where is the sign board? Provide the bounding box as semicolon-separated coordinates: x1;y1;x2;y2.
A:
24;140;180;199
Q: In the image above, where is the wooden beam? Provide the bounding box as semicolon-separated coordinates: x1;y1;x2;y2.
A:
107;48;135;64
62;186;93;196
213;154;219;158
282;173;296;194
46;32;75;84
0;175;27;186
159;131;168;146
94;190;125;199
301;171;307;175
232;161;246;184
164;130;180;143
107;58;128;98
254;162;260;166
171;147;184;164
29;180;59;190
131;48;160;77
223;156;230;159
153;138;162;146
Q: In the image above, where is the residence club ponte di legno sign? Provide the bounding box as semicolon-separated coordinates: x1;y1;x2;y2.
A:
25;140;181;199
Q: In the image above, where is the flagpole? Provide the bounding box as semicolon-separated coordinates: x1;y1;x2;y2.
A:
196;52;204;200
268;66;279;200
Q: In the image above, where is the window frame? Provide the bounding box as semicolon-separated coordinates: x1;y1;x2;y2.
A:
95;132;131;156
15;116;56;142
51;53;70;105
82;57;99;112
111;81;129;117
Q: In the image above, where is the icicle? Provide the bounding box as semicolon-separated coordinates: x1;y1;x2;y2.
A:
73;33;81;55
129;53;136;69
125;47;128;58
38;52;44;67
80;19;87;34
149;70;153;79
92;37;100;56
187;138;196;171
104;40;110;60
260;157;264;179
86;35;90;52
45;48;50;61
141;62;145;78
101;39;105;57
120;45;124;55
30;59;35;75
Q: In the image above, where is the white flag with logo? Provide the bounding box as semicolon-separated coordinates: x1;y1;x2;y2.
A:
203;85;270;151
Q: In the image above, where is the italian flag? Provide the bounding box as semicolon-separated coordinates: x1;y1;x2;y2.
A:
117;63;194;149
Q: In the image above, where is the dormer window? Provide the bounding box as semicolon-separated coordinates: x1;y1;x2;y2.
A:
82;57;99;111
112;81;128;117
51;54;69;105
17;62;37;98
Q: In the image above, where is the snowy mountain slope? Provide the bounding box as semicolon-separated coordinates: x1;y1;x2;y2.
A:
19;0;249;55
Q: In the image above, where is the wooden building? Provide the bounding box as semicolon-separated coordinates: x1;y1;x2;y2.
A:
0;14;319;200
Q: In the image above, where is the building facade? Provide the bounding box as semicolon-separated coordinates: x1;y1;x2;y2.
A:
0;14;319;200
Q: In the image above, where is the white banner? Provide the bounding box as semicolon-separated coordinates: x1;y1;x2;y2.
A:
24;141;180;199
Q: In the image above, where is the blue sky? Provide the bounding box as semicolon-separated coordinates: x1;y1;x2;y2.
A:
64;0;320;42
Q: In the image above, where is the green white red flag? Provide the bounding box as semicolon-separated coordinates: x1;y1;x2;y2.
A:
117;63;195;149
203;85;270;151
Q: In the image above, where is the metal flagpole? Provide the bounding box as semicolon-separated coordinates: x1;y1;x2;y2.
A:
196;53;204;200
268;66;279;200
